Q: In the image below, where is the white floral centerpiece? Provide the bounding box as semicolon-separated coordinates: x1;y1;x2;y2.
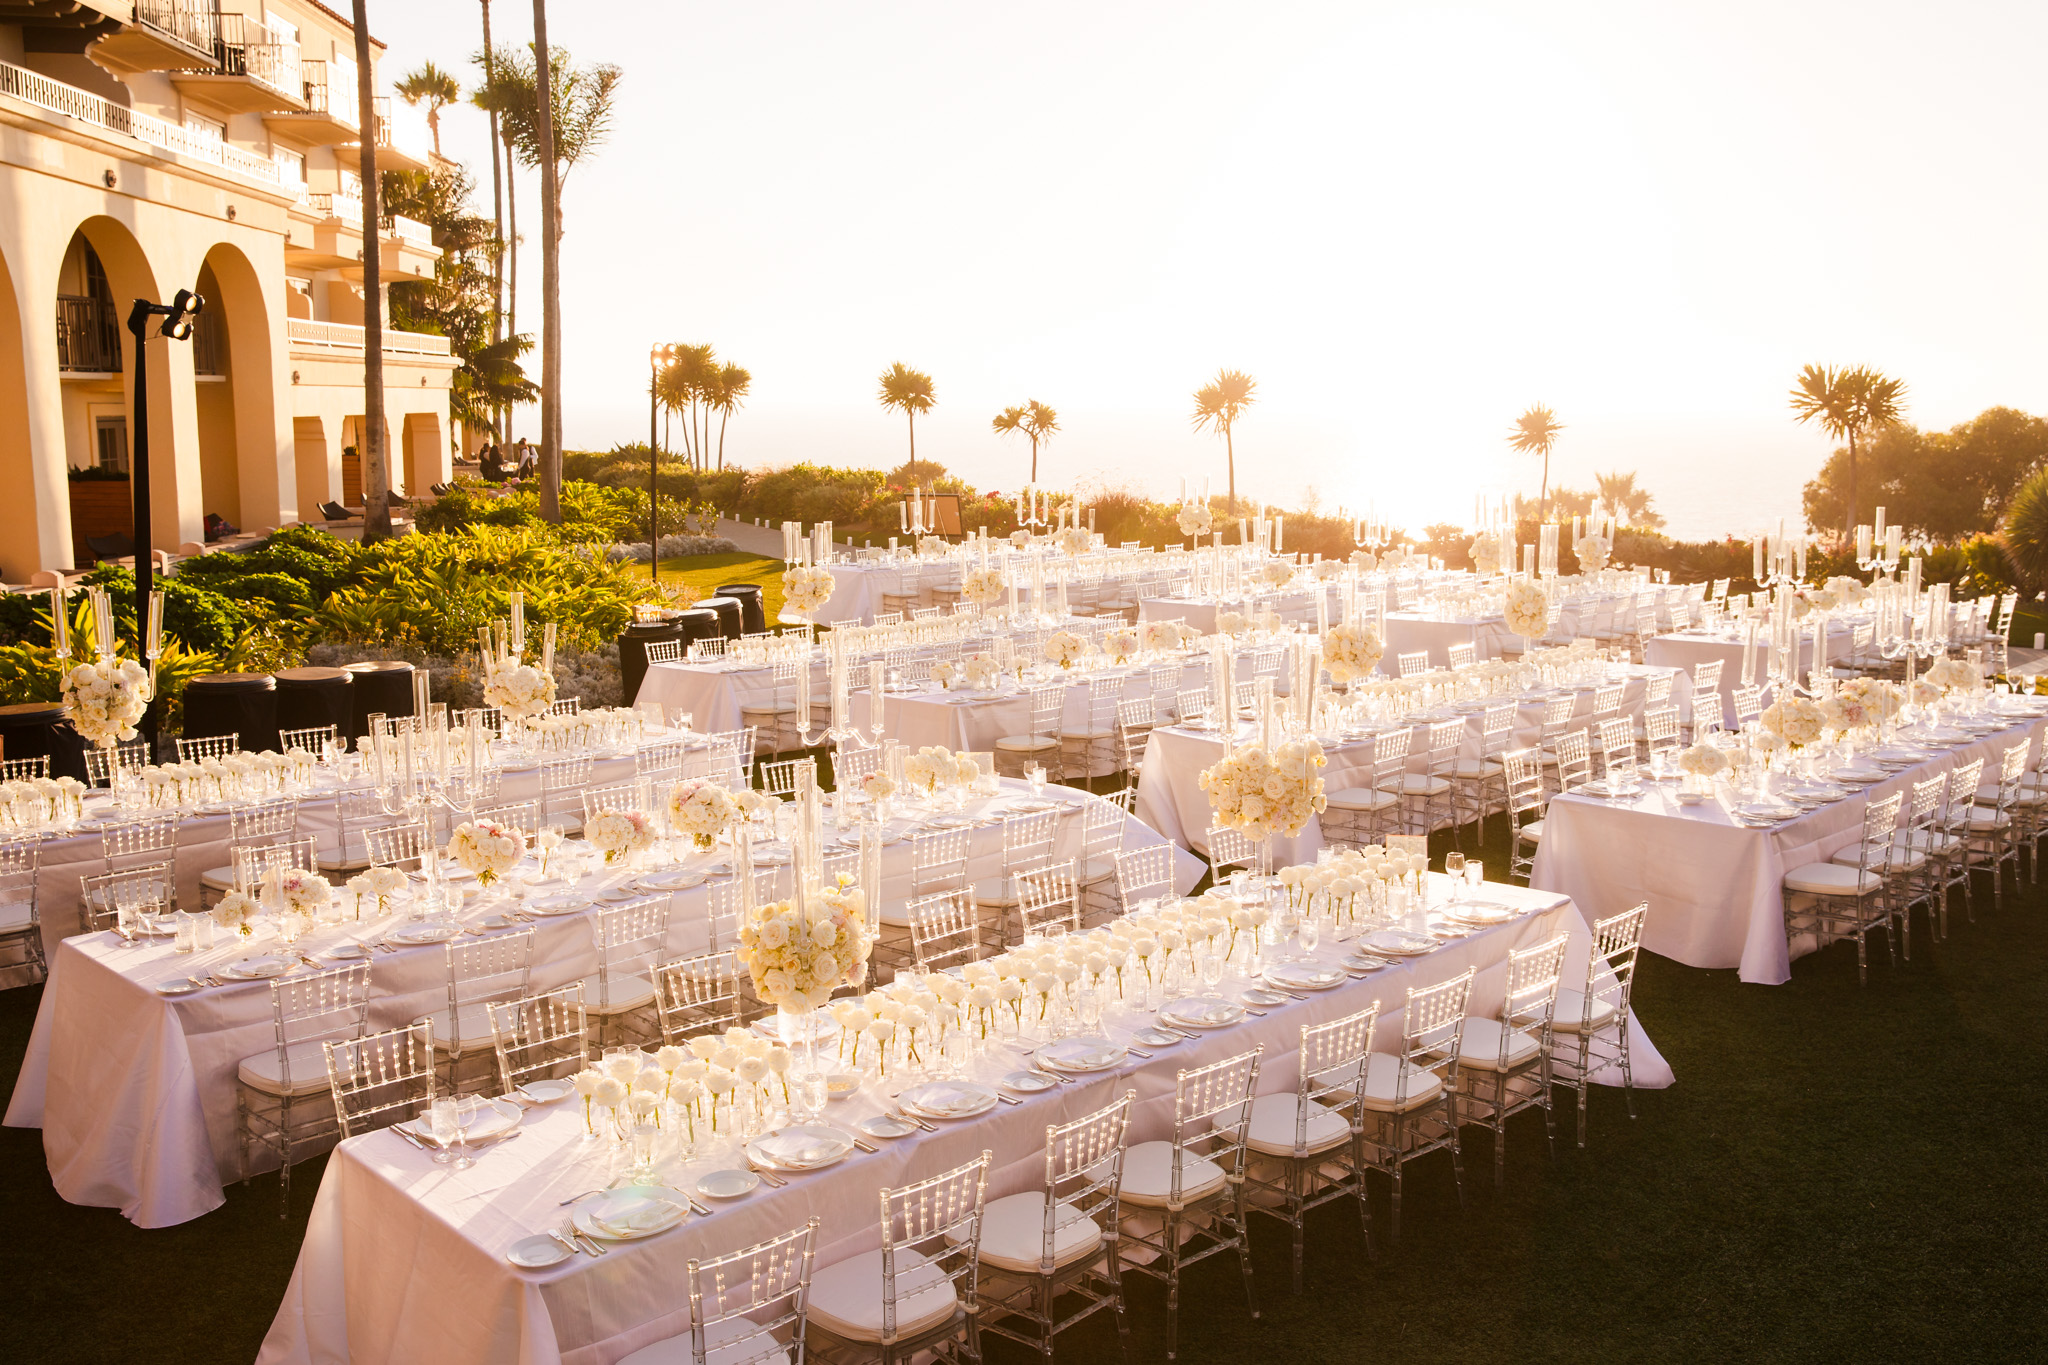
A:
782;564;835;618
1573;534;1610;572
1676;743;1730;792
1350;549;1377;572
1177;504;1213;540
1323;622;1385;683
1503;578;1551;641
1215;611;1249;638
483;660;556;723
448;818;523;887
1055;526;1093;557
902;744;957;796
1009;529;1032;549
266;867;333;919
960;653;1000;690
62;658;151;749
1759;696;1825;749
1923;656;1983;696
1312;559;1347;582
1840;676;1902;725
668;779;742;848
213;889;260;938
960;566;1006;606
735;876;874;1012
1197;736;1328;841
1255;559;1295;589
586;808;656;864
931;658;959;689
1140;620;1194;653
1825;575;1872;608
1818;689;1871;736
916;534;949;558
1043;629;1089;669
1468;532;1504;576
1104;626;1140;662
859;769;897;803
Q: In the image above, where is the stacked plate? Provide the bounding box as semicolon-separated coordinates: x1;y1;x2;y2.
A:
1443;901;1517;926
637;867;708;892
400;1096;523;1147
1159;996;1245;1029
387;920;462;946
572;1185;692;1241
898;1081;999;1120
1364;930;1438;958
1036;1036;1128;1073
218;954;290;980
1263;961;1346;992
526;894;590;917
746;1124;857;1172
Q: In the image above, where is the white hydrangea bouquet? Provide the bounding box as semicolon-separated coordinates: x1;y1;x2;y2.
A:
1215;611;1249;638
448;818;524;887
960;652;1000;690
62;658;152;749
1759;696;1824;749
782;564;835;618
213;889;260;938
1503;578;1551;641
1923;656;1983;696
1198;736;1328;840
1840;676;1901;725
667;778;741;848
1140;619;1194;653
1825;574;1872;608
1323;622;1385;683
1055;526;1093;557
586;808;656;864
1255;558;1296;589
1676;743;1730;795
1177;504;1213;540
1043;629;1089;669
483;660;556;722
736;876;874;1013
903;744;972;796
1350;549;1377;572
1468;532;1505;576
960;566;1006;606
1104;626;1140;662
1573;534;1610;572
916;534;949;558
1819;688;1872;736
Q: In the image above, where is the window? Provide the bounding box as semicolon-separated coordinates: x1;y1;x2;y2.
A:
95;417;129;474
273;147;305;188
182;112;225;152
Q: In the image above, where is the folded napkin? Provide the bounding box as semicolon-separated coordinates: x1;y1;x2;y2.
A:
594;1193;685;1236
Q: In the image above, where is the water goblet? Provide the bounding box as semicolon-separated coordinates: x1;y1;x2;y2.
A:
1197;944;1226;997
1444;852;1466;896
1298;911;1321;957
1077;986;1103;1033
451;1094;482;1170
427;1095;459;1165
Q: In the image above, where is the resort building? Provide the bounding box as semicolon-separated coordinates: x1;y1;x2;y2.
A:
0;0;454;583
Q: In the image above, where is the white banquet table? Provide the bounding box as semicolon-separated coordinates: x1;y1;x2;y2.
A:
631;659;830;735
257;876;1669;1365
1381;612;1511;666
6;782;1201;1227
1644;624;1853;717
1530;704;2048;984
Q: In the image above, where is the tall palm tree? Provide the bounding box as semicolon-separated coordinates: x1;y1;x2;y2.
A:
991;400;1059;483
1789;364;1908;542
712;362;750;471
351;0;390;542
878;363;936;484
991;405;1027;475
476;3;503;442
1507;405;1564;520
395;62;460;159
1191;369;1256;511
530;0;561;521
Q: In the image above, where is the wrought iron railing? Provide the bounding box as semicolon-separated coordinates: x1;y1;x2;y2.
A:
57;296;122;373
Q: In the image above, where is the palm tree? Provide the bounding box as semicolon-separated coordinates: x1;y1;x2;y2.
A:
991;400;1059;482
878;363;937;484
991;405;1027;475
712;362;750;471
1507;405;1564;520
1789;364;1908;543
476;4;503;441
351;0;390;542
396;62;460;159
1593;469;1666;529
1191;369;1256;512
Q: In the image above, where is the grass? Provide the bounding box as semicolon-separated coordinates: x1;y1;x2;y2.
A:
4;812;2046;1362
656;552;789;625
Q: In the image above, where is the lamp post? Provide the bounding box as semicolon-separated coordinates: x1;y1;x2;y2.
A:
648;343;678;584
124;288;203;755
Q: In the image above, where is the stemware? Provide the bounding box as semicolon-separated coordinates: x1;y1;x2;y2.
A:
450;1094;482;1170
428;1095;460;1166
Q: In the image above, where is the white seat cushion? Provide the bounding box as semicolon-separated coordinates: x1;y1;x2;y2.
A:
1056;728;1114;742
1831;844;1926;873
1515;818;1544;845
618;1315;791;1365
1449;758;1497;779
959;1189;1103;1274
807;1247;959;1343
416;1001;502;1055
576;972;657;1014
199;865;235;892
1378;774;1451;798
237;1039;340;1097
994;735;1059;753
1903;829;1963;854
971;877;1020;907
1456;1017;1541;1072
0;904;35;934
1782;862;1884;896
1324;787;1399;813
1965;809;2011;831
739;704;798;718
1216;1091;1350;1157
1118;1139;1228;1208
1529;988;1618;1036
1356;1052;1445;1113
1078;857;1117;885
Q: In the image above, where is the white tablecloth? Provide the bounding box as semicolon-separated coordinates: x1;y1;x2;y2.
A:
257;877;1669;1365
1530;708;2048;984
1644;625;1851;717
5;782;1202;1227
1382;613;1511;666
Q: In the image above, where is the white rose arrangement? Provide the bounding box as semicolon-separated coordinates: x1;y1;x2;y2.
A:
1380;548;1413;573
1825;575;1872;608
1819;689;1871;734
960;652;1000;690
62;658;152;748
1215;611;1249;638
213;889;260;938
1923;656;1983;694
1840;676;1901;723
1323;622;1385;683
1177;504;1214;539
1503;578;1551;639
1677;744;1731;779
1313;559;1347;582
482;660;556;722
1140;619;1194;653
782;564;835;617
266;867;333;918
902;745;958;795
931;658;959;689
586;808;656;863
1197;736;1328;839
1759;696;1825;748
1255;559;1296;589
1043;629;1089;669
1572;535;1610;572
1350;549;1377;572
1468;532;1505;576
916;534;949;558
1009;529;1031;549
735;877;874;1012
668;778;741;848
1104;626;1140;662
960;566;1007;605
1055;526;1093;557
447;818;524;886
859;769;897;802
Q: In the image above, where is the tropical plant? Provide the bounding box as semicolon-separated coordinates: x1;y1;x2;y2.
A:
395;62;461;159
1191;369;1256;512
1593;470;1666;529
992;400;1058;483
710;362;750;471
1801;405;2048;541
1507;405;1563;520
1999;466;2048;592
1789;364;1908;543
877;363;937;484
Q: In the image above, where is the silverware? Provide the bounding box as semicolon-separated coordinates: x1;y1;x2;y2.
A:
558;1187;607;1206
686;1195;713;1216
1126;1047;1154;1059
391;1124;429;1150
1242;1007;1269;1017
565;1225;607;1257
546;1228;588;1258
746;1156;788;1188
994;1093;1021;1106
851;1136;879;1152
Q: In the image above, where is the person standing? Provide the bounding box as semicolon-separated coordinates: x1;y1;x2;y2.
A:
515;437;536;480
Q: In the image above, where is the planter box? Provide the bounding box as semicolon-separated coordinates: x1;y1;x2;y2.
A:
69;479;132;569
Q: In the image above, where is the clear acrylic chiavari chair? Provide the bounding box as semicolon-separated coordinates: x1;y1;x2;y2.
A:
1964;741;2031;909
487;982;590;1099
1321;729;1407;848
905;888;984;974
420;927;537;1091
970;808;1058;931
1360;968;1473;1245
1203;823;1260;883
1784;790;1902;986
323;1020;438;1146
1541;902;1646;1147
1014;859;1083;943
538;755;593;833
641;638;684;665
1922;757;1983;934
583;895;669;1045
237;962;372;1214
616;1219;820;1365
80;858;175;935
994;684;1063;778
176;733;240;763
0;756;48;781
1501;748;1546;884
363;821;433;872
655;948;747;1043
1840;773;1941;954
1460;932;1569;1187
1113;843;1173;914
101;812;177;873
0;834;46;980
84;738;148;788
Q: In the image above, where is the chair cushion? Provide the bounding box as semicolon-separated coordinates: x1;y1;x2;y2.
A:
1966;809;2011;831
1356;1052;1445;1113
1324;787;1399;813
1056;728;1114;742
1216;1091;1351;1157
237;1039;340;1097
961;1189;1103;1274
199;865;235;892
1782;862;1884;896
1078;857;1117;886
971;877;1020;908
1456;1017;1541;1072
994;735;1059;753
0;904;35;934
1831;844;1926;873
1378;775;1451;797
807;1247;959;1343
1449;758;1496;779
1118;1139;1227;1208
618;1315;790;1365
1515;819;1544;845
416;1002;502;1055
576;972;657;1014
1531;988;1618;1036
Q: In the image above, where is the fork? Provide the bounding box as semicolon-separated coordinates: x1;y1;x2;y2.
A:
546;1228;590;1258
746;1156;788;1188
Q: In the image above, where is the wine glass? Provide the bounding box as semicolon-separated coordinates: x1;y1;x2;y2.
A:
1444;851;1466;896
1026;765;1046;798
427;1095;459;1165
1298;911;1321;957
450;1094;482;1170
1077;986;1103;1034
1197;943;1226;997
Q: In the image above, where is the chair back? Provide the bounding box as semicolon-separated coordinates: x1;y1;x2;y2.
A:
1554;729;1594;791
1015;860;1082;941
1400;969;1474;1104
657;949;745;1042
1642;673;1673;708
0;834;41;939
637;738;690;784
1643;706;1681;759
475;800;539;840
686;1220;819;1365
756;757;809;798
1205;824;1259;880
0;756;49;781
580;783;641;828
84;739;149;786
1477;702;1516;754
832;744;881;790
1501;748;1544;822
539;755;593;826
1033;1092;1134;1272
1423;718;1463;776
1591;682;1624;719
644;639;683;665
1691;693;1723;736
269;962;372;1095
1499;933;1569;1067
1538;695;1576;743
102;813;177;870
177;733;240;762
910;828;972;899
1850;791;1905;881
1370;728;1411;789
1730;684;1764;728
229;797;300;846
325;1021;437;1138
1114;843;1173;909
1168;1047;1262;1208
1579;902;1646;1032
80;858;174;932
364;821;432;870
874;1151;992;1346
1447;642;1477;671
1295;1003;1378;1153
1025;684;1066;739
487;983;590;1096
279;724;339;754
235;836;320;893
443;927;537;1054
594;895;670;1010
1597;717;1637;782
907;889;983;972
1396;651;1430;679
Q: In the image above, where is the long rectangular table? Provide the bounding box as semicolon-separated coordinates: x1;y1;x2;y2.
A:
256;877;1670;1365
6;782;1202;1227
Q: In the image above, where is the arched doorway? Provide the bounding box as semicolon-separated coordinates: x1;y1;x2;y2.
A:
196;242;285;536
0;245;40;582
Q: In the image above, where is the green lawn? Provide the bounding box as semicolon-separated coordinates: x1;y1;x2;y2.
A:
3;811;2045;1362
656;552;789;625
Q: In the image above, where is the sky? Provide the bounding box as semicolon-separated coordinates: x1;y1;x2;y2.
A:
374;0;2048;540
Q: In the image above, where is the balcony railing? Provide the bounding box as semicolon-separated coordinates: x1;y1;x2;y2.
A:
296;60;360;129
306;190;365;223
287;319;453;357
385;214;434;248
57;296;122;373
0;57;281;187
191;304;224;377
132;0;220;61
215;14;301;101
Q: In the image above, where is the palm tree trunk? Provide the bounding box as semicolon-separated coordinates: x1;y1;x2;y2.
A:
717;407;728;471
1844;431;1858;545
532;0;561;522
504;122;517;441
1030;436;1037;484
481;2;503;441
353;0;391;543
1540;450;1550;521
1225;424;1236;513
907;411;917;486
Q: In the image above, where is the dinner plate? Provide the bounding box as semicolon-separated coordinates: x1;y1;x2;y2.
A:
323;942;372;960
751;850;793;866
1007;800;1059;814
155;978;209;995
1345;954;1391;971
1037;1036;1128;1073
1000;1070;1061;1094
386;920;462;946
747;1125;857;1171
1830;766;1887;784
637;868;707;892
592;885;643;904
1364;930;1438;957
430;1096;525;1146
698;1168;762;1199
507;1234;573;1269
1130;1027;1183;1047
573;1185;691;1241
515;1078;574;1104
1445;901;1517;925
1264;962;1347;992
1237;988;1289;1008
856;1113;921;1139
898;1080;1000;1120
1159;996;1245;1029
527;894;591;917
218;954;289;980
477;912;523;930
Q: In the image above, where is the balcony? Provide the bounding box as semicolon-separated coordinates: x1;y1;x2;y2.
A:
0;57;282;190
286;319;453;359
170;14;304;115
56;295;122;374
264;60;359;146
288;198;436;278
353;96;432;173
90;2;218;75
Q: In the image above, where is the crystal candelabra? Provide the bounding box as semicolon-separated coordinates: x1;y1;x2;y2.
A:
796;628;888;749
1855;508;1904;580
